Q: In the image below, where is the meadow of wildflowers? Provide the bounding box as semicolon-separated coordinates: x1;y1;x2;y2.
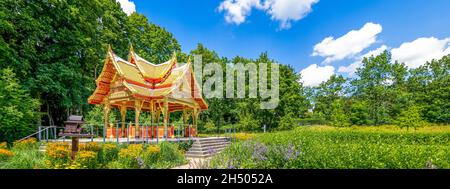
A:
210;126;450;169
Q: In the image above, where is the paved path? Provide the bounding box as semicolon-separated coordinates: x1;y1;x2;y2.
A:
172;157;212;169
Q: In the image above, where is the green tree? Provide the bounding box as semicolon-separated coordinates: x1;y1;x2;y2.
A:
329;99;351;127
352;51;407;125
127;13;181;63
349;100;370;125
312;75;347;121
0;69;40;143
394;105;426;130
278;113;299;130
407;55;450;124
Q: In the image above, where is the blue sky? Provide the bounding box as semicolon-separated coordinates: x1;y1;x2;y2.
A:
118;0;450;86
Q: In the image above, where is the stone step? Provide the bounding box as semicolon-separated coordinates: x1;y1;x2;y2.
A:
196;137;229;142
185;137;231;158
188;144;229;152
195;139;229;145
191;141;230;148
186;148;227;155
186;150;226;158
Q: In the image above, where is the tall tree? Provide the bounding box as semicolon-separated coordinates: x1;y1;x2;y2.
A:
312;75;347;122
0;69;40;143
352;51;404;125
127;13;181;63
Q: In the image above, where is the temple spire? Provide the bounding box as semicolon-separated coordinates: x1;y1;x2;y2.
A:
128;43;136;64
107;44;113;54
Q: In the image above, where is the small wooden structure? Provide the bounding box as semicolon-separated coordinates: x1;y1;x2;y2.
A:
59;115;93;159
88;45;208;140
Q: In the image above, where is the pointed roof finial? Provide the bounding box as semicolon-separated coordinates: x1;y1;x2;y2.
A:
172;51;177;59
187;56;192;64
108;44;112;52
130;43;134;53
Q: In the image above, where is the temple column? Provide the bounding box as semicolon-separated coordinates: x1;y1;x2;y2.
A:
192;108;199;137
103;101;111;142
156;109;161;138
120;105;127;136
162;98;169;139
150;101;154;137
182;108;189;137
134;100;143;138
182;108;187;127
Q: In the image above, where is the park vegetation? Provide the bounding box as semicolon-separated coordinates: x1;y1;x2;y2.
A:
0;138;188;169
210;126;450;169
0;0;449;144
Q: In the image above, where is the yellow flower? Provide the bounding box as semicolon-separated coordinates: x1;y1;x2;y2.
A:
147;145;160;154
80;142;101;152
103;143;117;151
233;133;256;141
118;144;143;159
0;142;7;149
46;143;70;160
13;138;37;149
0;149;14;161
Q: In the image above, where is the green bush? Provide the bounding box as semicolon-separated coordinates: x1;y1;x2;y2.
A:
1;142;46;169
155;142;186;168
278;113;298;131
177;140;194;153
395;105;426;130
0;149;14;162
102;143;119;163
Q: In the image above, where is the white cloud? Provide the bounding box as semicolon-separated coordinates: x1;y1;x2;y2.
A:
391;37;450;68
264;0;319;29
218;0;319;29
362;45;388;58
218;0;263;25
300;64;335;87
117;0;136;16
312;22;383;63
337;61;361;76
338;45;387;75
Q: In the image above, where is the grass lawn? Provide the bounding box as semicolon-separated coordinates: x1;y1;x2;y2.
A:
209;125;450;169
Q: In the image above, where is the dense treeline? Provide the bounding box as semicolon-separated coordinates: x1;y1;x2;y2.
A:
311;52;449;128
0;0;448;143
0;0;181;142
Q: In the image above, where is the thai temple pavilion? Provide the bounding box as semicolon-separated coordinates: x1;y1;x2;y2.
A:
88;46;208;139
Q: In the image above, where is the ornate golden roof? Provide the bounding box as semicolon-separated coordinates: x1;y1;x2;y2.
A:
130;48;177;83
88;46;208;110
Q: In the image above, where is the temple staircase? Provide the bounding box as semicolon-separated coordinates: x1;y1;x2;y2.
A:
185;137;231;158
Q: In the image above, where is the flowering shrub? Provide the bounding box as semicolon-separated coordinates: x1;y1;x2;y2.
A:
232;133;256;141
0;149;14;161
117;144;144;169
102;143;119;162
80;142;102;152
13;138;37;150
0;142;7;149
74;151;98;169
147;145;160;154
156;142;185;168
210;141;303;169
142;145;161;167
45;142;70;168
